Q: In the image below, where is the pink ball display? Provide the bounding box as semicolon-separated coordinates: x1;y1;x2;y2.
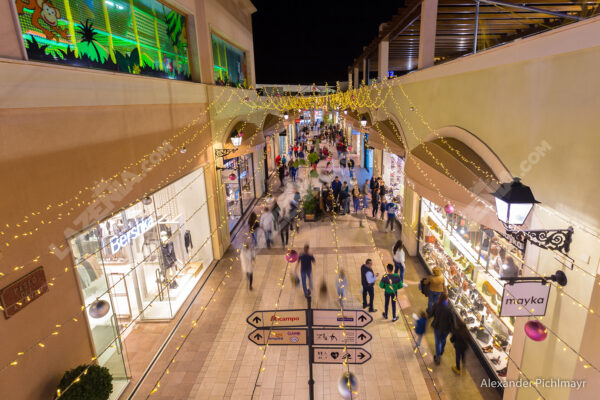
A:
229;173;237;181
348;146;352;151
444;203;455;214
524;320;547;341
286;250;298;263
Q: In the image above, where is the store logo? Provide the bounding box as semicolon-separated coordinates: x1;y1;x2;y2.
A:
110;216;155;254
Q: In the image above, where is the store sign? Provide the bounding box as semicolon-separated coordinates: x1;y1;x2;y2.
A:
0;267;48;319
499;282;551;317
110;216;155;254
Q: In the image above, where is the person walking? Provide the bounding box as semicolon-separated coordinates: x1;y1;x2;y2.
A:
240;239;256;290
279;211;291;248
379;263;403;321
424;266;446;314
360;259;378;312
248;211;259;247
335;269;349;307
414;311;427;348
260;206;275;248
371;190;380;218
278;164;286;187
362;179;370;209
431;293;454;365
450;320;469;374
352;184;361;214
293;145;298;158
340;181;350;215
296;244;316;297
348;158;355;179
385;198;399;231
379;195;387;220
331;176;342;210
289;163;297;182
392;240;406;282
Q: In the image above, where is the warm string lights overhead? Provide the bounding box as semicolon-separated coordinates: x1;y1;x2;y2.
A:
0;90;244;280
0;88;237;248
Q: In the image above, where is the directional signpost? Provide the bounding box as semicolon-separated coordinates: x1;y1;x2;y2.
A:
313;347;372;364
246;293;373;400
313;328;372;346
248;328;307;345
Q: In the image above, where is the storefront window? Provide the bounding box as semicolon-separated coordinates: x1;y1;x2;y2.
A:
383;151;404;200
70;168;213;397
222;154;256;231
211;33;247;87
15;0;191;80
418;198;520;381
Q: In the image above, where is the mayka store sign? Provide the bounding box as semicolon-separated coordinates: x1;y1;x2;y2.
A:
110;216;156;254
500;281;551;317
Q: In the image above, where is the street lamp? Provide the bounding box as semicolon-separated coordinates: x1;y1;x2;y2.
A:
215;130;242;159
284;111;289;120
492;177;573;255
360;116;367;127
491;178;538;225
343;110;348;115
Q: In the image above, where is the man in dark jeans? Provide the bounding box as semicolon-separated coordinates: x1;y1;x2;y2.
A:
360;259;378;312
296;244;316;297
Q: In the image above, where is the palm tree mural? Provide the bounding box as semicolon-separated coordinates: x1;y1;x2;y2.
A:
76;19;108;64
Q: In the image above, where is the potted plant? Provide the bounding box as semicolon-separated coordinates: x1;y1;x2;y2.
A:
56;364;113;400
303;192;317;221
307;152;319;170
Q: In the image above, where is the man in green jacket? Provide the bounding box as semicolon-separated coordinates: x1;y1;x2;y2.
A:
380;263;403;322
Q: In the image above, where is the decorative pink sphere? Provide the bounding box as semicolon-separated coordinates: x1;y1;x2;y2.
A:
444;203;455;214
524;320;547;341
229;173;237;181
286;250;299;263
347;146;352;151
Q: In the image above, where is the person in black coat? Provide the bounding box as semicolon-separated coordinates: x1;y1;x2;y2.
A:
450;320;469;374
431;293;454;364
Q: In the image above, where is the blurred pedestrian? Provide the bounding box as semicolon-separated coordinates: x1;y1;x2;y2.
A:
248;211;259;247
413;311;427;347
296;244;316;297
335;269;348;307
432;293;454;365
260;207;275;248
352;184;361;214
240;239;256;290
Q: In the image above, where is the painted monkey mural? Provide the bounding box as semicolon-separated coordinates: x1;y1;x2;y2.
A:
16;0;69;42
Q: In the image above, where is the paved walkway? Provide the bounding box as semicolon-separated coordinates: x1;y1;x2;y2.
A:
129;136;501;400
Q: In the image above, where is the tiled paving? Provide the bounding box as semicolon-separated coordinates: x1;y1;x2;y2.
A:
128;138;501;400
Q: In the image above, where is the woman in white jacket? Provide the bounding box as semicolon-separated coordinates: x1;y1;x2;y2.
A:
260;207;275;248
392;240;406;283
240;239;256;290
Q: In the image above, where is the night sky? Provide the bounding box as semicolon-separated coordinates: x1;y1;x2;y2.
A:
251;0;403;85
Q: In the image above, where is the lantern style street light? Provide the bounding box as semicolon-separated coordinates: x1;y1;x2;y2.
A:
492;177;573;256
215;130;242;159
284;111;289;120
360;116;367;127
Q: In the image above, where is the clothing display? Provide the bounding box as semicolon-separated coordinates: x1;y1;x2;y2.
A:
184;230;193;253
161;242;177;270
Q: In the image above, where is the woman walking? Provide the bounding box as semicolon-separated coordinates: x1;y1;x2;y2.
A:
392;240;406;282
240;239;256;290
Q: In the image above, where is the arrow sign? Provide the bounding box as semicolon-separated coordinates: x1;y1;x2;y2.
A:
312;309;373;327
248;328;307;345
313;347;372;364
246;309;307;328
313;329;372;346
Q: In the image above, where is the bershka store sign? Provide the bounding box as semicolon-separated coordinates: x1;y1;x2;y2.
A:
500;281;551;317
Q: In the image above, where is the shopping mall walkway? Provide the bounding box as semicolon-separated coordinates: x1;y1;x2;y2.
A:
130;138;501;400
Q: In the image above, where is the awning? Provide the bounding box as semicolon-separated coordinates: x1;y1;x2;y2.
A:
369;121;405;157
405;141;504;231
223;122;265;160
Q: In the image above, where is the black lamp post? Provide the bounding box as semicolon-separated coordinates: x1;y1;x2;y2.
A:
492;177;573;255
215;130;242;160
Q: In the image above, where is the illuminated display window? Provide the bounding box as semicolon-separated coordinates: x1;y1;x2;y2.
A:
15;0;191;80
211;32;247;87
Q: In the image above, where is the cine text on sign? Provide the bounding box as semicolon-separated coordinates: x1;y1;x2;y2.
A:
248;328;307;345
312;309;373;327
246;309;307;328
312;347;372;364
312;329;372;346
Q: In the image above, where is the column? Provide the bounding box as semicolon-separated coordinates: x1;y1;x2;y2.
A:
418;0;439;70
378;40;389;81
401;186;421;256
353;66;359;89
362;58;367;86
348;72;353;90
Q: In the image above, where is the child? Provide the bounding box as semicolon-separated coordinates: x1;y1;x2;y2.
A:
379;263;403;321
413;311;427;348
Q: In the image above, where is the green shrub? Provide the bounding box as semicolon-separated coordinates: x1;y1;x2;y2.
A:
309;170;319;178
307;152;319;165
303;193;317;214
56;364;112;400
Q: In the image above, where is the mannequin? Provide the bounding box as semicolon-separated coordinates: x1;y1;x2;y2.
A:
160;231;178;289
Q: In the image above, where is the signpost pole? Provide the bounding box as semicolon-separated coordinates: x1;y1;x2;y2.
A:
307;290;315;400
